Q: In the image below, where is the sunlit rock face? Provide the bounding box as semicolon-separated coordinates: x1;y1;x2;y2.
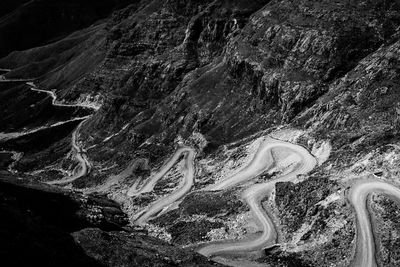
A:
1;0;400;266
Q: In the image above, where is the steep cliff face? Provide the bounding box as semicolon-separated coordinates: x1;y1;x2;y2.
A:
297;38;400;167
226;0;400;120
2;0;400;266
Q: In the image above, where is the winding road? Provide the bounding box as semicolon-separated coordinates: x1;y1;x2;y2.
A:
198;137;317;257
29;83;100;110
5;71;398;266
349;179;400;267
0;74;96;184
28;82;96;185
208;137;315;191
46;120;92;185
127;147;193;197
129;136;317;256
133;147;196;225
0;80;91;142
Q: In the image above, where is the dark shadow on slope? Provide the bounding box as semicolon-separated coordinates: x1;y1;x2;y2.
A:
0;0;135;58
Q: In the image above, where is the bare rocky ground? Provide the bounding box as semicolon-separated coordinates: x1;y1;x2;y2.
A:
1;0;400;266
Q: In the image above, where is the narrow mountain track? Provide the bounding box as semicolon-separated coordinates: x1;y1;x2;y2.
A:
348;179;400;267
0;76;96;184
0;116;89;142
127;147;193;197
27;83;97;185
132;147;196;225
46;120;91;185
129;136;317;256
198;137;317;256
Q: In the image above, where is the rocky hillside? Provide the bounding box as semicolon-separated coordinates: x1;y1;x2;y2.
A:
3;0;399;175
1;0;400;266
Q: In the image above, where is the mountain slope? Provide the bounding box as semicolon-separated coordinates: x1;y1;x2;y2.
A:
1;0;400;266
0;0;135;58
